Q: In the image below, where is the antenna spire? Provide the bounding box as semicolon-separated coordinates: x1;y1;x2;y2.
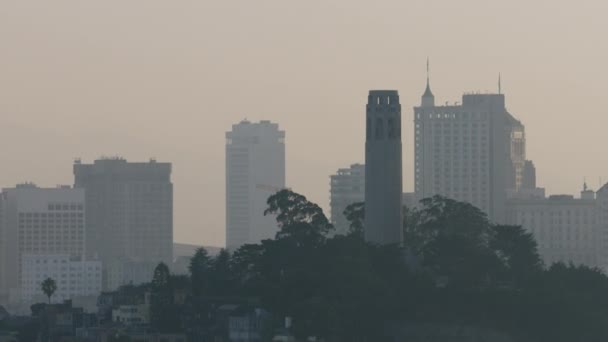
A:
426;57;430;87
498;73;502;95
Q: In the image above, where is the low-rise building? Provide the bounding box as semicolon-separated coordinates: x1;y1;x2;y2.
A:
228;307;272;342
20;254;101;306
111;292;151;326
506;185;604;268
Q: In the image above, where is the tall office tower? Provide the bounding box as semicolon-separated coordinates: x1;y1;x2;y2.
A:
414;80;525;223
226;120;286;251
73;158;173;290
0;184;85;305
364;90;403;245
330;163;365;235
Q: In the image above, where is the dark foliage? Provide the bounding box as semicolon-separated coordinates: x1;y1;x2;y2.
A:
143;191;608;341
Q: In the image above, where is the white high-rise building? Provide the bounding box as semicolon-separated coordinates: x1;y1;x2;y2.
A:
330;163;365;235
364;90;403;245
414;77;526;223
21;254;101;305
226;120;285;251
0;184;86;306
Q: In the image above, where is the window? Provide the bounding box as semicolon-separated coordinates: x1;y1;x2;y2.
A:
375;118;384;139
388;118;395;139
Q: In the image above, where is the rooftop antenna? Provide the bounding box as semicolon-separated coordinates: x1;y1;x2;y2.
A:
583;177;588;191
426;57;430;87
498;73;502;95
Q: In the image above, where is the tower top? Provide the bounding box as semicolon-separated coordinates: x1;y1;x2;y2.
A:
421;58;435;107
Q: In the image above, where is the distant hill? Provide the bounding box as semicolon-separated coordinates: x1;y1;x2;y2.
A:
173;243;221;259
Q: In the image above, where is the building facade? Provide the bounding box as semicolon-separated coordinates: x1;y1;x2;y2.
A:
506;190;602;268
0;184;86;306
593;184;608;271
20;254;101;305
225;120;285;251
364;90;403;245
73;158;173;290
329;163;365;235
414;82;529;223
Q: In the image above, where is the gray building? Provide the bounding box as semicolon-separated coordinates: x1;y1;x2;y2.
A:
595;184;608;271
414;79;528;223
73;158;173;290
226;120;285;251
364;90;403;245
329;163;365;235
0;184;86;307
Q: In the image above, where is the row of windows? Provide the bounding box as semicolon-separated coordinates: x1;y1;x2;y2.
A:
416;112;490;120
47;204;84;211
20;213;83;218
366;118;401;140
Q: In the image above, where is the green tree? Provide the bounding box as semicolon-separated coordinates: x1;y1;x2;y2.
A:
343;202;364;238
151;262;171;289
490;224;543;286
404;196;498;288
189;247;212;296
150;263;180;333
41;278;57;304
209;249;234;296
265;189;334;245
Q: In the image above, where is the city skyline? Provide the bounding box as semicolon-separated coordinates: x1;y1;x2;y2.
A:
2;0;608;247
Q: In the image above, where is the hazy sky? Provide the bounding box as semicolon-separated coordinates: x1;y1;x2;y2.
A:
2;0;608;247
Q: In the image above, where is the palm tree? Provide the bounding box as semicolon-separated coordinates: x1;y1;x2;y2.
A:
41;278;57;304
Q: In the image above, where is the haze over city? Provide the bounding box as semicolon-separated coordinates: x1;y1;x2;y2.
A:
2;0;608;248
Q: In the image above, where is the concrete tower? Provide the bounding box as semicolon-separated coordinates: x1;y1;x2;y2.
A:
364;90;403;244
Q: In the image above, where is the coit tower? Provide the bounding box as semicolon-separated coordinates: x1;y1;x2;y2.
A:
364;90;403;245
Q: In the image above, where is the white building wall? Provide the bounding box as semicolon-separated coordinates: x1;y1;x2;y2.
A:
507;194;601;268
21;254;101;305
226;120;285;250
0;184;86;304
414;94;521;223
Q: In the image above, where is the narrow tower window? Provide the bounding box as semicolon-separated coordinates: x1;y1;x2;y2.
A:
375;118;384;139
388;119;395;139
